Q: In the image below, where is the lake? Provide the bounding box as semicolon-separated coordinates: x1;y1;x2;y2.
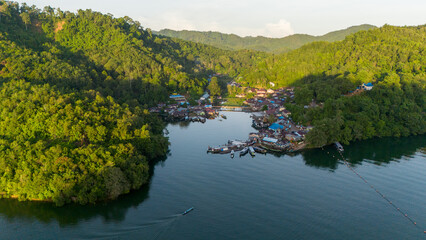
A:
0;112;425;240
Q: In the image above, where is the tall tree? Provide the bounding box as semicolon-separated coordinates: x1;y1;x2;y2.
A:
208;77;221;96
20;12;30;30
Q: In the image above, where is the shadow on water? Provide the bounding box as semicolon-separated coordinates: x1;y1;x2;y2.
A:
299;135;425;170
167;121;191;129
0;156;169;227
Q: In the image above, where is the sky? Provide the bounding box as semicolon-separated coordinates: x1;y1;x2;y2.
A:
14;0;426;38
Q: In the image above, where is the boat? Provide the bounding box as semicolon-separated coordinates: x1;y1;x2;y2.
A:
335;142;344;152
249;146;255;157
207;146;221;153
240;147;248;157
219;147;231;154
182;207;194;215
230;150;234;158
253;146;267;154
221;114;227;119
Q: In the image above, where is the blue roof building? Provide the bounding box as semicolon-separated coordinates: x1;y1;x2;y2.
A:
362;83;374;90
269;123;284;130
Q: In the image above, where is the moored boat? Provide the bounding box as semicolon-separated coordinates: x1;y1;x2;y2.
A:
253;146;267;154
249;146;255;157
335;142;344;152
240;147;249;157
219;147;232;154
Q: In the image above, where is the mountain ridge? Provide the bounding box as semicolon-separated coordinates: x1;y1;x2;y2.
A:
155;24;377;53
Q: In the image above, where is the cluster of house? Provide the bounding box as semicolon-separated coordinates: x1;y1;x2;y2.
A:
243;87;294;111
233;87;295;100
249;107;312;152
150;103;218;122
149;93;219;122
237;87;312;152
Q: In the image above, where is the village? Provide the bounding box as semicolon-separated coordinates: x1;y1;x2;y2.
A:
149;79;374;155
148;82;312;154
207;86;313;155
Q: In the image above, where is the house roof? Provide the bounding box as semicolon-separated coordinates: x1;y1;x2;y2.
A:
263;137;278;143
269;123;284;130
170;94;185;98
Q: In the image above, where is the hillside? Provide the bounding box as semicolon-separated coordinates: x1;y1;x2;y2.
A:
155;24;376;53
0;1;260;205
0;0;424;205
238;25;426;147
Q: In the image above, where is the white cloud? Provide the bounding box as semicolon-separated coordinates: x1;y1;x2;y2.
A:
265;19;294;37
138;12;195;31
225;19;294;38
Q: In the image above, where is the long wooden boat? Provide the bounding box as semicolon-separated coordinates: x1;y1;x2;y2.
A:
240;147;249;156
182;207;194;215
253;146;267;154
249;146;255;157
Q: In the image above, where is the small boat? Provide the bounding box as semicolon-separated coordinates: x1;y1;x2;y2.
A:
221;114;227;119
249;146;255;157
230;150;235;158
253;146;267;154
335;142;344;152
240;147;248;157
182;207;194;215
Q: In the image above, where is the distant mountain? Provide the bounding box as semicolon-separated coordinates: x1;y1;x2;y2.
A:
155;24;376;53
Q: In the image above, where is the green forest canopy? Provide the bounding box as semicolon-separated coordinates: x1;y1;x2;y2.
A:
0;0;424;204
156;24;376;53
240;25;425;147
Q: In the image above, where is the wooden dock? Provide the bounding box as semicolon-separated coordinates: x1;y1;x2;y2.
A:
214;106;251;112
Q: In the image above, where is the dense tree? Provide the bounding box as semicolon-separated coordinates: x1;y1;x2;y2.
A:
156;25;376;53
0;0;424;205
19;11;30;30
208;77;221;96
0;80;168;205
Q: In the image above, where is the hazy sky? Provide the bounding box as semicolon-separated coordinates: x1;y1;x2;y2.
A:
14;0;426;38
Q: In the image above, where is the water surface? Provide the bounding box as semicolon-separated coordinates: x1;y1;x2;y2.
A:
0;112;425;239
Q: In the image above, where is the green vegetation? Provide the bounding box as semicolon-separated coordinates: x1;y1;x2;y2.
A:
0;0;424;205
156;24;376;53
263;25;426;147
0;80;167;206
207;77;221;97
0;0;261;205
223;97;246;107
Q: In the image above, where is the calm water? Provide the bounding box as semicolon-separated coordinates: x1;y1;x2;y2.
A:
0;112;425;240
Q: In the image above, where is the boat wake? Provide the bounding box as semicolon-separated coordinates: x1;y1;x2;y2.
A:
80;214;183;239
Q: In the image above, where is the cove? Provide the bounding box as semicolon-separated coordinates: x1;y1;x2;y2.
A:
0;112;425;240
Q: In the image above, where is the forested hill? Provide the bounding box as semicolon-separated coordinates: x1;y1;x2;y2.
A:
0;1;260;205
0;0;424;206
155;24;376;53
0;2;262;107
239;24;425;147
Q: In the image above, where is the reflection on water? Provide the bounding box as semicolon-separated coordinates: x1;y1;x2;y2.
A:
0;186;149;226
344;135;426;164
300;135;426;170
0;157;169;226
168;121;191;129
0;110;424;235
